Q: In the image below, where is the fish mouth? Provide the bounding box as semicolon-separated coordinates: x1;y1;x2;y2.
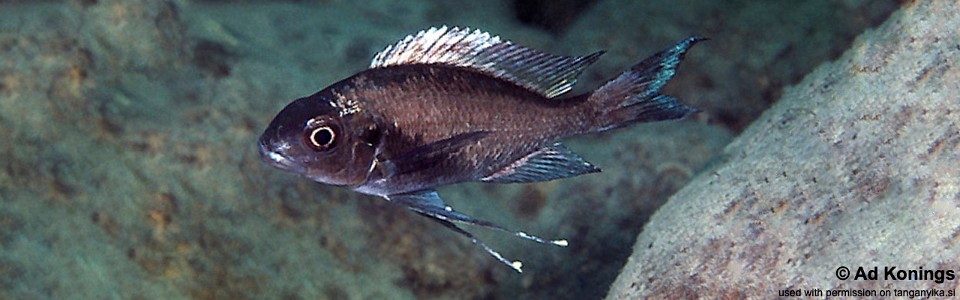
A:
257;136;305;173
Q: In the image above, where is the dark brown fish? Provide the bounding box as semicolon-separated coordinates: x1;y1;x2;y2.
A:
258;26;702;272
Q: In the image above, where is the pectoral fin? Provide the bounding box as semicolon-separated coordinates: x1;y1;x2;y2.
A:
381;131;490;177
387;189;567;273
481;143;600;183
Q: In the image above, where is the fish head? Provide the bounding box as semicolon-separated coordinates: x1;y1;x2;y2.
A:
258;93;378;186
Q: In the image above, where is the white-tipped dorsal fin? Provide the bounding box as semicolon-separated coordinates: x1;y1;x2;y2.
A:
370;26;604;98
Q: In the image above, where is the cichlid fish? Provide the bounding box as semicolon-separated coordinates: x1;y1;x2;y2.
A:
258;26;702;272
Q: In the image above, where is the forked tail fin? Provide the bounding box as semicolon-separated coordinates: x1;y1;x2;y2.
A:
589;36;704;131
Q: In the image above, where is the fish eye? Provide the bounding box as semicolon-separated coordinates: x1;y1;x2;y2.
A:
305;125;337;151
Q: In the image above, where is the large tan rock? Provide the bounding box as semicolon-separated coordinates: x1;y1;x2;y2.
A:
607;1;960;298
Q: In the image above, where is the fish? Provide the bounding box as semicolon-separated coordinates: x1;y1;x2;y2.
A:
258;26;702;272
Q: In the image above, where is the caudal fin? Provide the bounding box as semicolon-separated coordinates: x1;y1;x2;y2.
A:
588;36;704;131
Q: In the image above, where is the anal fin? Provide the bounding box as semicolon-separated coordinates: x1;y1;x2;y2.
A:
387;190;567;273
481;143;600;183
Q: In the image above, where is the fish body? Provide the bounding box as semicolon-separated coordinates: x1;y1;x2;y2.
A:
258;26;702;272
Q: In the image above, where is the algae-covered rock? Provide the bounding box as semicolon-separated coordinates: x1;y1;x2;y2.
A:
607;1;960;298
0;1;530;299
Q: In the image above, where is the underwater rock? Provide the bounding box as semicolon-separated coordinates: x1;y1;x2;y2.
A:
0;0;533;299
607;1;960;298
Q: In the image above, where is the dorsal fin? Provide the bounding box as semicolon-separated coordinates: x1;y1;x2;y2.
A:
370;26;604;98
